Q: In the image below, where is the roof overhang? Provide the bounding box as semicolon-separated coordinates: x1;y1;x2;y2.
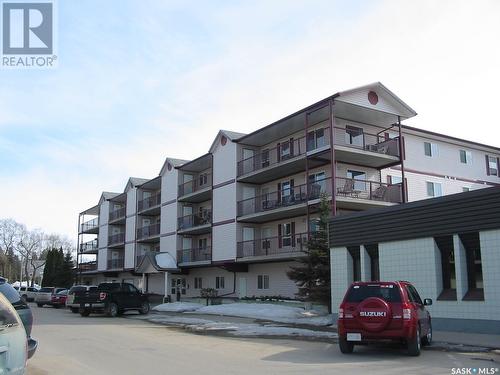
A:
176;153;212;173
80;204;99;216
138;176;161;190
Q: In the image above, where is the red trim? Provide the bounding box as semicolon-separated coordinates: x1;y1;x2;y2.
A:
401;136;406;160
404;178;409;202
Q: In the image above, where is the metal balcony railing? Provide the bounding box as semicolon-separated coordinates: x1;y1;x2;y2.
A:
138;193;161;212
178;173;212;197
108;232;125;246
109;207;126;222
177;247;212;263
177;211;212;230
79;239;98;252
107;258;124;270
237;233;308;258
80;217;98;232
79;261;98;272
136;223;161;240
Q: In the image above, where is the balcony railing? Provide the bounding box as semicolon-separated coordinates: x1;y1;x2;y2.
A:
107;258;124;270
80;217;98;232
108;232;125;246
237;126;400;177
79;261;97;272
178;211;212;230
237;233;308;258
138;193;161;212
179;173;212;197
79;239;98;252
237;177;402;216
177;247;212;263
109;207;126;222
136;223;161;240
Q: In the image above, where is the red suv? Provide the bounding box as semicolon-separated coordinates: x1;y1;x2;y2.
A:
338;281;432;356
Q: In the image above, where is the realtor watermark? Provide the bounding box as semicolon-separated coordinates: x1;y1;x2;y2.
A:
451;368;499;375
1;0;57;68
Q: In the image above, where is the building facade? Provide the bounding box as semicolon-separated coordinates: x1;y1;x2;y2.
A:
76;82;500;302
329;187;500;333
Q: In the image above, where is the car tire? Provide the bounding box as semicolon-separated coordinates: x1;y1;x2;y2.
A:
339;337;354;354
37;303;43;308
407;325;421;356
70;307;79;313
139;301;150;315
53;304;60;309
80;308;91;317
106;302;119;317
421;322;432;346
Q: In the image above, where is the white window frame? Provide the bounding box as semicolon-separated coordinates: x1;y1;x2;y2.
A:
426;181;443;197
488;156;498;176
282;223;292;247
216;276;225;289
460;150;472;165
257;275;269;290
424;142;438;157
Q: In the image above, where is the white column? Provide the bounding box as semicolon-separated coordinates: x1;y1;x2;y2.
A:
163;272;169;303
141;273;146;293
453;234;468;300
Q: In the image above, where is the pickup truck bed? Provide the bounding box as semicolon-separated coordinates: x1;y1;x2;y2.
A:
74;282;149;317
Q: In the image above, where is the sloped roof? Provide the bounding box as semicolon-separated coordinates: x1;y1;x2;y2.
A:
159;157;189;176
209;129;246;153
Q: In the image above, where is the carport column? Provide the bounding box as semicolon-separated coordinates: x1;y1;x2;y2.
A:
453;234;468;300
330;247;352;314
163;272;169;303
360;245;371;281
141;273;146;293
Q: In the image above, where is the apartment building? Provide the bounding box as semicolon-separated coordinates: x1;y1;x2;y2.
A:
76;82;500;302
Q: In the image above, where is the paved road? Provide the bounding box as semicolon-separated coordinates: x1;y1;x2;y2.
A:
27;305;499;375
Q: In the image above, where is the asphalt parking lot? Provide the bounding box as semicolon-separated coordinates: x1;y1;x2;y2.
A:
27;305;499;375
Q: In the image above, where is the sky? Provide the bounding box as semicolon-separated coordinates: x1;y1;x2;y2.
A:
0;0;499;241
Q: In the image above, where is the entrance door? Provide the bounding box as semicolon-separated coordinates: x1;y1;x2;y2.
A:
238;277;247;299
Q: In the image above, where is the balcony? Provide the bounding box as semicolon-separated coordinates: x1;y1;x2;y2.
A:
80;218;99;234
237;177;402;222
177;211;212;235
107;258;124;270
177;247;212;266
79;239;98;254
138;193;161;215
236;126;401;184
178;174;212;203
109;207;126;224
136;223;161;242
79;261;98;273
108;232;125;247
237;233;308;261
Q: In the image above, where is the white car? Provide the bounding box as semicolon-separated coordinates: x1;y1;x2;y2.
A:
0;292;27;375
17;286;39;302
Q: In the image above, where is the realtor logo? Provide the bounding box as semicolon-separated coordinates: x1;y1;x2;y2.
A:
1;1;56;68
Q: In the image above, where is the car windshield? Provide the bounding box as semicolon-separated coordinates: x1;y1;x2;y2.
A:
57;290;68;295
345;284;402;303
0;283;23;304
39;288;54;293
0;294;20;327
69;286;86;294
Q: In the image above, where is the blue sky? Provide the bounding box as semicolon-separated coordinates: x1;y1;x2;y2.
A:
1;0;499;240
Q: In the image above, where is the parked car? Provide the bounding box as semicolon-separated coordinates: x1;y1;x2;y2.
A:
50;289;68;308
74;282;149;317
0;292;27;375
66;285;97;313
337;281;432;356
16;286;40;302
35;287;67;307
0;277;37;359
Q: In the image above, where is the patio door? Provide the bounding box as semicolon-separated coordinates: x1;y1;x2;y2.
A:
238;277;247;299
242;227;254;256
242;148;255;174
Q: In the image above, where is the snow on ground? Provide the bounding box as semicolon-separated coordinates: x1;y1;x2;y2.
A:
152;302;204;313
192;303;334;326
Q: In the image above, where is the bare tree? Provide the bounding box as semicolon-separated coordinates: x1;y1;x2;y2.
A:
0;219;23;279
17;227;44;287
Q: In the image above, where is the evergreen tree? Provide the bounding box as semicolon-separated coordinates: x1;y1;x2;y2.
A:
287;193;331;311
53;248;65;286
59;251;75;288
41;248;55;286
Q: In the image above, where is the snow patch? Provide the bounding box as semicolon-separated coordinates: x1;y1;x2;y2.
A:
152;302;204;313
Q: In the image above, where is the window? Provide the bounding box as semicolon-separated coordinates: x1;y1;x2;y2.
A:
424;142;438;157
216;277;225;289
435;236;456;300
486;155;499;176
345;284;401;303
405;285;423;305
307;128;326;150
309;218;320;233
462;187;470;192
261;149;270;168
459;150;472;165
199;173;208;187
280;140;291;158
257;275;269;290
347;246;361;282
345;125;364;146
194;277;203;289
281;181;291;198
365;244;379;282
460;232;484;301
308;172;326;198
426;181;442;197
347;170;366;191
198;238;208;249
281;223;292;247
171;278;186;295
391;176;402;185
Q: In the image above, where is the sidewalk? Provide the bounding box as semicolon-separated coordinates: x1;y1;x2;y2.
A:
433;330;500;350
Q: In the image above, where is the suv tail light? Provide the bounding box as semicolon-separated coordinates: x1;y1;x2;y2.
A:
403;303;411;320
99;292;107;301
338;308;344;319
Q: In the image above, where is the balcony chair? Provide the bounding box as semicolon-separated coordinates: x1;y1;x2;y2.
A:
371;185;388;201
337;179;359;198
309;184;322;200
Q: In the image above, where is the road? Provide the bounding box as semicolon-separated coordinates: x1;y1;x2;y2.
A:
27;305;499;375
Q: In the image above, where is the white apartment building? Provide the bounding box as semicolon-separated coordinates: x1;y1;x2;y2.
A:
76;82;500;302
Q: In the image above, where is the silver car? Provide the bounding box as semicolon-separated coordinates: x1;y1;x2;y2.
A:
0;292;27;375
35;287;66;307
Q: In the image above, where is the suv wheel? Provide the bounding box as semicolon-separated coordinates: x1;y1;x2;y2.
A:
80;308;91;317
70;307;79;313
422;322;432;346
139;301;150;315
37;303;43;308
107;302;118;317
339;337;354;354
407;326;421;356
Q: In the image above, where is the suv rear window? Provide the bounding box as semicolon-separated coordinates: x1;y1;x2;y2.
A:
39;287;53;293
345;284;402;303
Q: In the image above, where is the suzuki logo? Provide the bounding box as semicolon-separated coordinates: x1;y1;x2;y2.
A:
360;311;386;317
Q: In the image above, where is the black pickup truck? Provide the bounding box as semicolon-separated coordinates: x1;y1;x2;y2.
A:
73;282;150;317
